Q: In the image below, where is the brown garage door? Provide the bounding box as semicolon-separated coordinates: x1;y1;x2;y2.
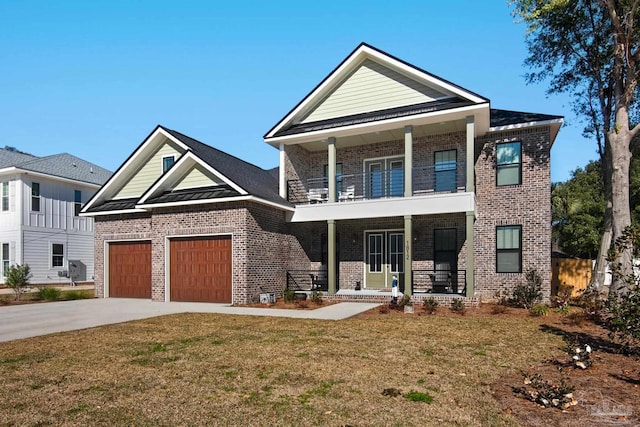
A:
170;236;232;303
109;241;152;298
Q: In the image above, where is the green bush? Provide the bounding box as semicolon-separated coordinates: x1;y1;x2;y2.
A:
283;289;296;304
5;264;32;301
510;269;543;309
530;304;550;317
603;288;640;351
450;299;466;314
37;287;62;301
422;297;439;314
63;290;93;300
310;290;323;305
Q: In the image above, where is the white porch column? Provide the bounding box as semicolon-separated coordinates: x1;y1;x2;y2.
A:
328;219;336;294
466;211;475;298
404;215;412;296
328;137;337;203
466;116;475;192
279;143;286;199
404;125;413;197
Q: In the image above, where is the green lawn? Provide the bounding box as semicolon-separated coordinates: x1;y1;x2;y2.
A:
0;309;565;426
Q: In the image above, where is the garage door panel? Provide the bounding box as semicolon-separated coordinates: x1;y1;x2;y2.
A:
170;236;232;303
109;241;151;298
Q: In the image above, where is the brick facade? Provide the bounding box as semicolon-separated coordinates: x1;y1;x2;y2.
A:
95;127;550;304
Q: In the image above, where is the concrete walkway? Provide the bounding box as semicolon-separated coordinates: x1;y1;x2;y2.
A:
0;298;379;343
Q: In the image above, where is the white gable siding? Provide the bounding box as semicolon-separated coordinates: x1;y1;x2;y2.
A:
301;59;455;124
115;140;183;198
173;164;221;190
22;179;95;232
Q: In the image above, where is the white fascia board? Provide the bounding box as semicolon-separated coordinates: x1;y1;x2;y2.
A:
488;117;563;133
0;167;101;188
488;118;564;145
135;195;294;212
79;208;148;217
83;127;189;212
289;192;476;223
267;103;490;146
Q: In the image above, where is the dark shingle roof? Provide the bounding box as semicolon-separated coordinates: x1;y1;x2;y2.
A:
86;198;139;212
142;185;241;205
274;97;476;137
0;149;112;186
162;127;289;207
490;109;563;128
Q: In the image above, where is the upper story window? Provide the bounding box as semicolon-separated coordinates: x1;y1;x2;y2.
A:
496;225;522;273
31;182;41;212
496;142;522;186
435;150;457;192
74;190;82;216
1;243;8;276
1;182;8;211
162;156;175;173
52;243;64;268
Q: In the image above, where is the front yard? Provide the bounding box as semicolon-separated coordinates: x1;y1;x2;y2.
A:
0;305;637;426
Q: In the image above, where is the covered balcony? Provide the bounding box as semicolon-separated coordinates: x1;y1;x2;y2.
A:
287;163;466;205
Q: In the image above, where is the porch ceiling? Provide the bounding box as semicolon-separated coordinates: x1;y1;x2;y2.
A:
300;119;468;152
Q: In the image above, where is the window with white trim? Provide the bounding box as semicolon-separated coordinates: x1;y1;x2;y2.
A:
31;182;41;212
162;156;175;173
1;182;8;211
1;243;9;276
52;243;64;268
496;225;522;273
496;142;522;186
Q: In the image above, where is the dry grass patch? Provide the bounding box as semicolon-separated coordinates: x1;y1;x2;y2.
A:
0;310;567;426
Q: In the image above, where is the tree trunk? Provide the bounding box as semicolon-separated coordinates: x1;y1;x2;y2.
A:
591;148;613;292
608;118;634;297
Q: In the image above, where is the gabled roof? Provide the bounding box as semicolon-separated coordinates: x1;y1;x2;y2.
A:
265;42;490;142
0;148;111;186
82;125;290;215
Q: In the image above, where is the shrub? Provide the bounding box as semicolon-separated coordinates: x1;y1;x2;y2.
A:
378;304;390;314
399;294;412;307
494;289;510;306
603;289;640;351
530;304;550;317
516;372;576;409
37;287;61;301
64;290;93;300
490;304;509;315
510;269;543;309
310;291;323;305
552;284;574;312
5;264;32;301
296;300;308;309
422;297;438;314
567;343;593;369
450;299;466;315
283;289;296;304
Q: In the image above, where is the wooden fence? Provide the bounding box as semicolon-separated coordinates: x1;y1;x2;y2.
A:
551;258;592;297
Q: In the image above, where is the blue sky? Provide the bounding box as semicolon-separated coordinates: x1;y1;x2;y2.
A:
0;1;598;182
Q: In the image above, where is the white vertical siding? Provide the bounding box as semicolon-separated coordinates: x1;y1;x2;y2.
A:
115;140;184;198
302;59;454;124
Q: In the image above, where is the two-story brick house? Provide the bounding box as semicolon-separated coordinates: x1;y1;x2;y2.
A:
0;148;111;284
83;43;562;304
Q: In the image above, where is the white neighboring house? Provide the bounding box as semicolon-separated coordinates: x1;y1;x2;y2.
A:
0;148;112;285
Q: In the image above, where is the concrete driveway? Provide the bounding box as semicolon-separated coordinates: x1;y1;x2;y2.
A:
0;298;379;343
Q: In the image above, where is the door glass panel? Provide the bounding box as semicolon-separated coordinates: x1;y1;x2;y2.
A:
389;233;404;273
389;160;404;197
368;234;383;273
435;150;457;192
368;163;383;199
